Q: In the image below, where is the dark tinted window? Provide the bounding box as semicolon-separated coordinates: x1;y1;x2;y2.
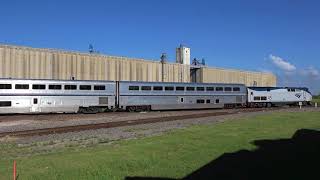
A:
0;101;11;107
49;85;62;90
165;86;174;91
216;99;220;104
129;86;139;90
141;86;151;91
287;88;295;92
197;87;205;91
80;85;92;90
224;87;232;91
15;84;29;89
233;87;240;91
32;84;46;89
153;86;163;91
65;85;77;90
176;86;185;91
197;99;205;104
206;87;214;91
186;87;195;91
261;96;267;100
254;96;261;101
33;98;38;104
216;87;223;91
0;84;12;89
206;99;211;103
94;85;106;90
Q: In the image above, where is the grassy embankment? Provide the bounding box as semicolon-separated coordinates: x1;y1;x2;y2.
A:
0;111;320;180
313;96;320;104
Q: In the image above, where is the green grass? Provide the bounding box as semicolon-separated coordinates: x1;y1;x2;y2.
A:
0;112;320;180
313;98;320;104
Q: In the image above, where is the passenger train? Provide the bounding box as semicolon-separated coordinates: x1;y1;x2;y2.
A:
0;79;312;114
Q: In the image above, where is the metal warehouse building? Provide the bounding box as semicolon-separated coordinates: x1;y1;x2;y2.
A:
0;44;276;86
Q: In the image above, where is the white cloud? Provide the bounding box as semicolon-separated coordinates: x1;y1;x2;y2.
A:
269;54;296;71
300;66;320;79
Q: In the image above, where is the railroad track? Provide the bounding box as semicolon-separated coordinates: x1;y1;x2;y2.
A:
0;108;274;138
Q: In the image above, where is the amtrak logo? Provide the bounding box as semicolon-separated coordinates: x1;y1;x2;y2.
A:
295;93;302;98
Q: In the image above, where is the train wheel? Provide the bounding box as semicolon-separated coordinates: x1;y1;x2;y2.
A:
127;106;136;112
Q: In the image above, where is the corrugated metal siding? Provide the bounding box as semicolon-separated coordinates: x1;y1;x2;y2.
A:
0;45;190;82
199;67;277;86
0;44;277;86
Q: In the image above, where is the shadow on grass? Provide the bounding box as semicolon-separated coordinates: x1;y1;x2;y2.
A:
125;129;320;180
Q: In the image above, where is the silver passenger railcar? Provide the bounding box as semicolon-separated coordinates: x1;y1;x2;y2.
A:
118;81;247;111
247;87;312;107
0;79;116;114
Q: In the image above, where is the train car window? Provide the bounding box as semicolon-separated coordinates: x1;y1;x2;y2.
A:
49;85;62;90
129;86;139;90
165;86;174;91
196;87;205;91
15;84;29;89
206;87;214;91
94;85;106;90
80;85;92;90
153;86;163;91
254;96;261;101
33;98;38;104
261;96;267;100
197;99;205;104
216;99;220;104
206;99;211;103
0;101;11;107
141;86;151;91
233;87;240;91
224;87;232;91
180;97;184;103
216;87;223;91
186;87;195;91
176;86;185;91
32;84;46;90
65;85;77;90
0;84;12;89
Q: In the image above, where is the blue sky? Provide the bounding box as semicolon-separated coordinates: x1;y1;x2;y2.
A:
1;0;320;93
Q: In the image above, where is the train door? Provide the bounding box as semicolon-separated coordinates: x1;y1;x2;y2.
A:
178;97;185;104
31;97;40;112
302;90;307;101
249;90;254;102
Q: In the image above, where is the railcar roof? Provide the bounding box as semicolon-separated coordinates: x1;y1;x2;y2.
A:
248;86;310;93
0;78;116;83
120;81;245;86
